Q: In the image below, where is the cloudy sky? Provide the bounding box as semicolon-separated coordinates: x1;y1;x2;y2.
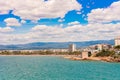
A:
0;0;120;44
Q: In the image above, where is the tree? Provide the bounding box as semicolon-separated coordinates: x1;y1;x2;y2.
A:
96;49;115;57
114;45;120;50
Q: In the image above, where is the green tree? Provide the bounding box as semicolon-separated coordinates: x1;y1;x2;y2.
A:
114;45;120;50
96;49;115;57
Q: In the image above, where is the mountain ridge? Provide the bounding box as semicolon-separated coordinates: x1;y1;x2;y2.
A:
0;39;114;50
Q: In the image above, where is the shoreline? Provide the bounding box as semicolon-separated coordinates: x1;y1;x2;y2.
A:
63;56;120;62
1;54;120;62
0;54;73;57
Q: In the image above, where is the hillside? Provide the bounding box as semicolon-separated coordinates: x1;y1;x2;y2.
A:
0;39;114;50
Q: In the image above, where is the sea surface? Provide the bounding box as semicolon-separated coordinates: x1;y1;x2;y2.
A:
0;56;120;80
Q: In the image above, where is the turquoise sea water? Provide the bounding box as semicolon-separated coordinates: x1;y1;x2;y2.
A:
0;56;120;80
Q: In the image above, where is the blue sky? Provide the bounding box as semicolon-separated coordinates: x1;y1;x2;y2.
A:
0;0;120;44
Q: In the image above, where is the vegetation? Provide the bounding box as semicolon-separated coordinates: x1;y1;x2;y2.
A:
0;50;81;55
88;52;92;57
68;51;81;55
96;49;115;57
114;45;120;50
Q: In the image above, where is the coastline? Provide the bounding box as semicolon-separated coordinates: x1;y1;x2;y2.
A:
63;56;120;62
1;54;120;63
0;54;70;57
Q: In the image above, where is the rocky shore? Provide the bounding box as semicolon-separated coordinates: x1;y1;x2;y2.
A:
64;56;120;62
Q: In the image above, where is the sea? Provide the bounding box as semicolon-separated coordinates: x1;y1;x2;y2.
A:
0;56;120;80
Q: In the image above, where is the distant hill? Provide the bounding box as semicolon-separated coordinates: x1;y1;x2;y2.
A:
0;39;114;50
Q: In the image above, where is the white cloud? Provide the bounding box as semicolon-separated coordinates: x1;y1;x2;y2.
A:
58;18;65;22
4;18;21;27
0;0;82;21
59;24;64;27
88;1;120;23
0;11;9;14
32;25;64;35
0;0;120;44
14;0;81;21
68;21;80;25
0;0;11;14
0;27;14;33
0;23;120;44
76;11;81;14
21;20;26;24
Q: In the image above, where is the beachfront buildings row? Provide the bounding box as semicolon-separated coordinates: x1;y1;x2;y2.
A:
0;36;120;57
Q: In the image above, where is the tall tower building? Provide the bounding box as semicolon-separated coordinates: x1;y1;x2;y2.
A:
115;36;120;46
68;44;76;52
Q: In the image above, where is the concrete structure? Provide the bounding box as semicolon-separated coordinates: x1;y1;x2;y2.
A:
81;51;89;59
97;44;103;51
80;44;112;57
115;36;120;46
68;44;76;52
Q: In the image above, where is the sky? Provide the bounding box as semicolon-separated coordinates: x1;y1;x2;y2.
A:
0;0;120;44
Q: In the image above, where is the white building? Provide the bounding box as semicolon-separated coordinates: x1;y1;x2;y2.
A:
115;36;120;46
68;44;76;52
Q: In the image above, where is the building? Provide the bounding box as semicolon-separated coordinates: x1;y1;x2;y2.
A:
93;44;112;51
48;49;68;52
96;44;103;51
115;36;120;46
81;51;91;59
68;44;76;52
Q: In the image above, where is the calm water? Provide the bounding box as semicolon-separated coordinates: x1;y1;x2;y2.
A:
0;56;120;80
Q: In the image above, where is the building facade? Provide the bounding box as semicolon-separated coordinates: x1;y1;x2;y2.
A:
115;36;120;46
93;44;112;51
81;51;89;59
68;44;76;52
